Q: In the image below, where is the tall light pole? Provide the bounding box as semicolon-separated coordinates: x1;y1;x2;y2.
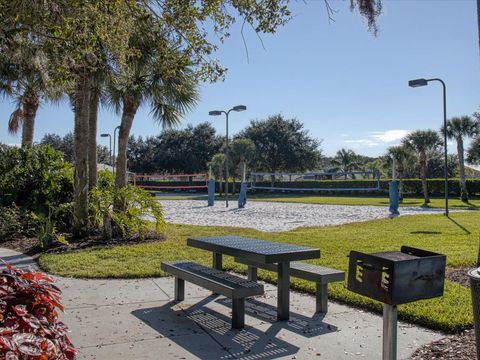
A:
408;78;448;216
100;133;112;167
209;105;247;207
113;125;121;174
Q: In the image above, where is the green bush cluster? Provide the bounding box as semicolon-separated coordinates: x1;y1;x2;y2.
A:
0;146;74;244
252;178;480;196
0;145;73;213
90;170;165;239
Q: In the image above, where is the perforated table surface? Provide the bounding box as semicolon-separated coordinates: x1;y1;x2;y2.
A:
187;236;320;321
187;235;320;264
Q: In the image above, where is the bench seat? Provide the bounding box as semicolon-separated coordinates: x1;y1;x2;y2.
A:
234;257;344;313
161;261;264;329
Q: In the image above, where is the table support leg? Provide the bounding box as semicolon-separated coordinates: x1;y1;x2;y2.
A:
232;298;245;329
174;277;184;301
277;261;290;321
213;252;223;270
247;266;257;282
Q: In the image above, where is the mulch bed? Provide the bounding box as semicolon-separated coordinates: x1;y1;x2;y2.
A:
446;266;472;288
410;330;476;360
410;267;477;359
0;231;166;260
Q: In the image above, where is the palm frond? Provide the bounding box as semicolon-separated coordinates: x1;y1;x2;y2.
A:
8;107;24;135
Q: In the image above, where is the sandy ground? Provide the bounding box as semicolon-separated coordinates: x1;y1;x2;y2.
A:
159;200;446;232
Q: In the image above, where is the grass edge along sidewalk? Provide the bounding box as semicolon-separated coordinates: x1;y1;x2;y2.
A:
39;212;478;333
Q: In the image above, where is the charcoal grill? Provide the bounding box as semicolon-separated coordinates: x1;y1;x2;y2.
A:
347;246;446;360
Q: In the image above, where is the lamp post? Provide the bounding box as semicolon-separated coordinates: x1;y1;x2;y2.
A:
100;133;112;167
408;78;448;216
113;125;121;174
209;105;247;207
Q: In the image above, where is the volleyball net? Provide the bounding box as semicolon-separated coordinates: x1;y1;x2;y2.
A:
130;173;208;191
250;171;381;192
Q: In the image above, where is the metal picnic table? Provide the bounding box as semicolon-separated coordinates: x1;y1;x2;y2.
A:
187;235;320;321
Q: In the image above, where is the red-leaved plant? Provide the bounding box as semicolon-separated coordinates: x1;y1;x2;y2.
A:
0;262;76;359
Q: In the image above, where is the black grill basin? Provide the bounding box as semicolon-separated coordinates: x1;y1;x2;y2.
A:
347;246;446;305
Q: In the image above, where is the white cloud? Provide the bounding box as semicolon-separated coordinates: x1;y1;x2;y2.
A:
341;129;411;150
370;129;410;143
340;133;350;138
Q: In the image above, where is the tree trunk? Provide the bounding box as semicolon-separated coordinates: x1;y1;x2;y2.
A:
114;96;138;211
457;138;468;202
21;88;39;149
420;153;429;205
88;90;100;190
73;70;91;237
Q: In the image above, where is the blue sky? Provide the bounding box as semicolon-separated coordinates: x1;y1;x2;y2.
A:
1;1;479;156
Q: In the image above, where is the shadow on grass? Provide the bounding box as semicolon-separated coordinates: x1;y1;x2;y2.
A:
410;231;442;235
448;217;471;235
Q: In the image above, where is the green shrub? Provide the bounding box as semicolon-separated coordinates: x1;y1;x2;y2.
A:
0;205;37;238
0;145;73;214
90;179;165;239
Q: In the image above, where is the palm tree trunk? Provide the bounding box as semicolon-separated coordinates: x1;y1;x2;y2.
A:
457;138;468;202
398;165;404;202
73;70;91;237
88;91;99;190
21;88;39;149
114;96;138;211
420;154;429;205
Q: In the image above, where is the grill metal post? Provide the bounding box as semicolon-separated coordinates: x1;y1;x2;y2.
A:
382;304;397;360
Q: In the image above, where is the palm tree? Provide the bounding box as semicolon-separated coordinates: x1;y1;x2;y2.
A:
108;33;199;210
332;148;359;179
209;153;226;196
0;40;58;148
441;116;479;202
402;130;442;205
386;145;415;202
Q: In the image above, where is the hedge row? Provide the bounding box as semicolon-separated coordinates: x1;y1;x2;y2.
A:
251;179;480;196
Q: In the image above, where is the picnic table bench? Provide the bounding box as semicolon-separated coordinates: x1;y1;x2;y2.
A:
234;257;344;313
161;261;263;329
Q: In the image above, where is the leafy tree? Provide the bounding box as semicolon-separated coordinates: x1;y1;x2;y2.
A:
209;153;226;196
467;136;480;165
402;130;442;205
39;132;110;165
441;115;479;202
332;148;359;178
238;114;322;176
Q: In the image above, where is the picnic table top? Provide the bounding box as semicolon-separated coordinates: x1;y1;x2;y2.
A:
187;235;320;264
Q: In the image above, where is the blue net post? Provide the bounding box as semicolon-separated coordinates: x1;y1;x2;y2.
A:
389;180;400;218
238;182;247;208
208;179;215;206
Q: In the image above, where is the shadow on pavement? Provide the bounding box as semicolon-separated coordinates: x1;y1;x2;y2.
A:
132;295;336;359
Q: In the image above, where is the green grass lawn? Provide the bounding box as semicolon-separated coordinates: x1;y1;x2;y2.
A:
40;212;480;332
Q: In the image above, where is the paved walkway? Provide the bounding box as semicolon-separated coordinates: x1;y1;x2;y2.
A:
0;249;443;359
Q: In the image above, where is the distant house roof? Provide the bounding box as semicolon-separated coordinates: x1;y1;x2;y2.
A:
97;163;114;171
466;164;480;177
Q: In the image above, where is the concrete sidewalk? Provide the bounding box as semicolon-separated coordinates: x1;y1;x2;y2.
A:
0;248;442;359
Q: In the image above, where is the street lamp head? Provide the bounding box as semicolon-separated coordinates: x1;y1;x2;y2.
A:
232;105;247;112
408;78;429;88
100;133;109;137
209;110;222;116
